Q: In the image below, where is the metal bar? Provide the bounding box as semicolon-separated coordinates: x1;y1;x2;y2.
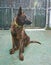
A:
45;0;48;29
11;8;13;22
0;7;46;10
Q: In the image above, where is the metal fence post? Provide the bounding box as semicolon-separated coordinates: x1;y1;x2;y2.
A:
11;7;13;22
45;0;49;29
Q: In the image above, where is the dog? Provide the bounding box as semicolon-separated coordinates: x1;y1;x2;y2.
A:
10;7;41;61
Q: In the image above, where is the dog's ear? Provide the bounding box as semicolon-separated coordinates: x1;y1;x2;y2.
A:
17;7;22;16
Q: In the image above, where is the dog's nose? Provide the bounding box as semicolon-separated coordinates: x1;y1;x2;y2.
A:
24;20;32;25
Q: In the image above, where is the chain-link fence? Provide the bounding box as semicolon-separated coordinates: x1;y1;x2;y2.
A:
0;0;47;29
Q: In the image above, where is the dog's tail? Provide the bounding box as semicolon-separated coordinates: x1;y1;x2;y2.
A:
30;41;41;44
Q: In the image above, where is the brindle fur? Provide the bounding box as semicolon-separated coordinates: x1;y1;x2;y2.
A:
10;7;41;61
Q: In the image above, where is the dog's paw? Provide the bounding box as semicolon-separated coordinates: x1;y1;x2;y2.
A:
14;47;19;51
22;49;24;53
19;53;24;61
10;49;15;54
9;49;12;51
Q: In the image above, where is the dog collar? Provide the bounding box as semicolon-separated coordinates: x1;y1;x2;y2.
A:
14;21;22;28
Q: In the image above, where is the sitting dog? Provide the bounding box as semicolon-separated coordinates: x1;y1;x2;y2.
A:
10;7;41;61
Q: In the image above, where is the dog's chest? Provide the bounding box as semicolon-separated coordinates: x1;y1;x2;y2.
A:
13;27;24;39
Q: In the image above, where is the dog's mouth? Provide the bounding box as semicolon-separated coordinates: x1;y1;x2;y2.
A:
24;19;32;25
17;19;32;26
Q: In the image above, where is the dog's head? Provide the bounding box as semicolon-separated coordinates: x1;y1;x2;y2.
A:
16;7;32;26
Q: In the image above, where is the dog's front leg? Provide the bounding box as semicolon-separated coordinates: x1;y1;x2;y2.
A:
10;36;15;54
19;39;24;61
22;40;24;53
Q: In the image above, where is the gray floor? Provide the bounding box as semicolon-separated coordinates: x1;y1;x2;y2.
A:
0;30;51;65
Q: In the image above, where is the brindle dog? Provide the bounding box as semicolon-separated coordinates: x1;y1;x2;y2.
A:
10;7;41;61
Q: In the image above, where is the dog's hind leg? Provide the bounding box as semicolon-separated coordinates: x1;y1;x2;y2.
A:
24;36;30;47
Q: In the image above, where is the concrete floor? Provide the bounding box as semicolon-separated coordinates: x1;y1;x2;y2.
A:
0;30;51;65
